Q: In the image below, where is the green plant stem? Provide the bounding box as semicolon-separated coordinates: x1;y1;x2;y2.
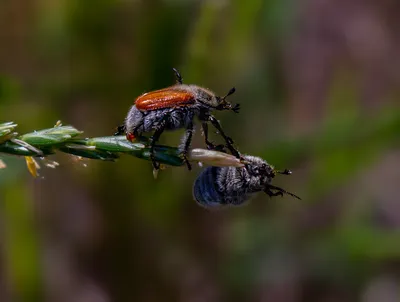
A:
0;122;244;170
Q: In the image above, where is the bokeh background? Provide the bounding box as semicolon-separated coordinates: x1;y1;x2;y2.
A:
1;0;400;301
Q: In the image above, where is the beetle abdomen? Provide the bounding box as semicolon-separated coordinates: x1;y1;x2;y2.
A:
125;105;145;134
125;105;195;136
193;167;226;208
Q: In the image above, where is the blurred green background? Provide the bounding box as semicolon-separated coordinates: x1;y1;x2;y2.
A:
1;0;400;301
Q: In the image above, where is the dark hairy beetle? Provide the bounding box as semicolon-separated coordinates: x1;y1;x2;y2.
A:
118;68;240;171
193;155;301;209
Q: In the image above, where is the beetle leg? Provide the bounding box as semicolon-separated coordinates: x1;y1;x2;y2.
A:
180;121;194;170
208;115;240;158
149;116;168;171
172;68;183;84
265;185;301;200
201;122;226;152
114;124;125;136
264;188;283;198
201;122;213;149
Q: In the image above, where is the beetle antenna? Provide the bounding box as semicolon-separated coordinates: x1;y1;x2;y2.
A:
172;68;183;84
221;87;239;113
277;169;292;175
222;87;236;100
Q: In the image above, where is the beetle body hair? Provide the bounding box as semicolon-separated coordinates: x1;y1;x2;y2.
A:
125;84;218;137
193;155;275;209
125;104;198;136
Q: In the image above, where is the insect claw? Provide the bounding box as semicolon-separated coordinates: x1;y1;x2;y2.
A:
232;103;240;113
267;185;301;200
206;143;214;150
264;188;284;198
150;151;161;177
179;151;192;171
153;168;159;179
215;144;227;152
114;124;126;136
205;142;227;153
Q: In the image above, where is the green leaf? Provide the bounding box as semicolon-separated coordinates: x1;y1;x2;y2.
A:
18;126;82;147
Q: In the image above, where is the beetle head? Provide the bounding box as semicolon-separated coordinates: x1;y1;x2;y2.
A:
215;87;240;113
245;161;275;182
265;168;301;200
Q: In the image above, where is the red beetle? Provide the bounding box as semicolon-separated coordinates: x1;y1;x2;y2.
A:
119;69;240;171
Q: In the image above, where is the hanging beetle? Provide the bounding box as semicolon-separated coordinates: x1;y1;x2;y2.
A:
193;154;301;209
117;68;240;171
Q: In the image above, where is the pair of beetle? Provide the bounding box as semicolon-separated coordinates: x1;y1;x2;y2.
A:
117;69;300;207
